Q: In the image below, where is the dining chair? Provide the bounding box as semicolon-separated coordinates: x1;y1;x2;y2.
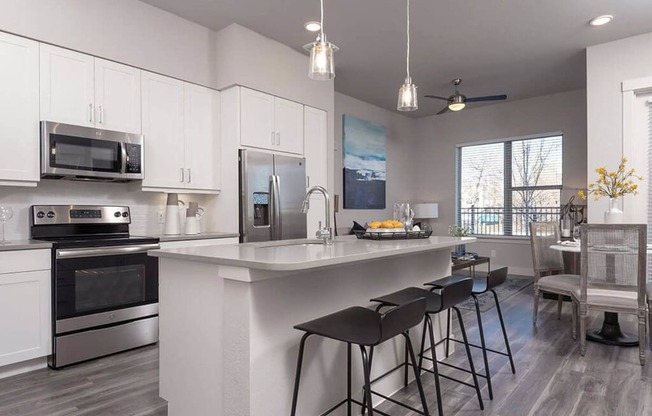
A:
578;224;647;365
529;222;579;339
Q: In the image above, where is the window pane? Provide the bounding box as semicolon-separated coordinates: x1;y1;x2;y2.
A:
512;136;562;187
512;189;562;235
459;143;504;209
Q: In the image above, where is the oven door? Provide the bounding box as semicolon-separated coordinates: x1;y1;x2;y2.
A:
54;244;159;326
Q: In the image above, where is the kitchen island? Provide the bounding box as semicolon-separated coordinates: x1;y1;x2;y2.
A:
149;235;475;416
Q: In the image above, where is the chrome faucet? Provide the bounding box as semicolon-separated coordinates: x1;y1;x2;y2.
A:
301;185;333;245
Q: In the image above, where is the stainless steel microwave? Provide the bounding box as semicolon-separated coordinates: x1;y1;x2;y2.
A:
40;121;144;181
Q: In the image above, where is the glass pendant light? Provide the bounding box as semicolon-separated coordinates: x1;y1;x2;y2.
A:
397;0;418;111
303;0;338;80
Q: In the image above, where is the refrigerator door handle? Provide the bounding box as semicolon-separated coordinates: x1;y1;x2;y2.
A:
269;174;277;240
275;174;282;239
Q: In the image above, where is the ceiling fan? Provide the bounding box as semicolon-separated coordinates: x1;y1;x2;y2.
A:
424;79;507;115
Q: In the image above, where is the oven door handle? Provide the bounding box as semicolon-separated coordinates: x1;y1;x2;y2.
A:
56;244;160;259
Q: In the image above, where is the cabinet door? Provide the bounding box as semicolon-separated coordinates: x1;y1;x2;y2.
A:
274;97;304;155
304;107;328;235
0;32;39;185
240;87;275;151
95;58;141;133
184;84;220;191
0;270;51;367
40;44;94;126
304;106;328;189
141;72;185;189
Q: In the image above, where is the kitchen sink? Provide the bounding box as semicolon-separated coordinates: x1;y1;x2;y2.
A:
257;240;340;248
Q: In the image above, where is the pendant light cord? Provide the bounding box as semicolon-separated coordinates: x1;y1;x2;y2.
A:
406;0;410;81
320;0;325;40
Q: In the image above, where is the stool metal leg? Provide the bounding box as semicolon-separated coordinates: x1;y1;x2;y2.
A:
347;343;352;415
425;315;443;416
453;306;484;410
445;309;451;357
472;294;493;400
402;332;431;416
361;346;375;416
291;333;312;416
417;318;428;371
492;289;516;374
359;346;375;416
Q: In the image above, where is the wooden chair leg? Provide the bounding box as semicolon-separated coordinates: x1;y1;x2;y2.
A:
638;310;646;366
557;295;563;320
648;302;652;349
579;307;587;356
571;300;578;341
533;285;540;325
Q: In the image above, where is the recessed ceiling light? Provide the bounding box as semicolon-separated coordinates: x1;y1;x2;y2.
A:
589;15;613;27
304;21;321;32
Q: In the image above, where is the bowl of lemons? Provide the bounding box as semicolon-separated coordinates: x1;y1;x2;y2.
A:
366;220;406;233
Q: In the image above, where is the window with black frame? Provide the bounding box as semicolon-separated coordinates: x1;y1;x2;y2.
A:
456;133;563;236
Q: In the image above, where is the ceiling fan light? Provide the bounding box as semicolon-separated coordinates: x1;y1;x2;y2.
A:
304;21;321;32
397;80;418;111
448;102;465;111
304;38;338;80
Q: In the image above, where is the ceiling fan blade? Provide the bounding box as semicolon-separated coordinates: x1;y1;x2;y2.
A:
424;95;449;101
436;106;449;115
465;94;507;103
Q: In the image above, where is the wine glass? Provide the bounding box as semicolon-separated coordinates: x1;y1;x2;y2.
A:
572;225;581;243
0;206;13;244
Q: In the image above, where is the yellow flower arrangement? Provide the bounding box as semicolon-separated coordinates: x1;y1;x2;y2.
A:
578;157;643;201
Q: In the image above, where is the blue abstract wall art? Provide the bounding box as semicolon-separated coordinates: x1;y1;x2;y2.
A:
342;114;386;209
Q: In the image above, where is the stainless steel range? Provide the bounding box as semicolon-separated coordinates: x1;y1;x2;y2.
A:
30;205;159;369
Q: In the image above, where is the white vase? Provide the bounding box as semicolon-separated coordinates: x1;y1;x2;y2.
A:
604;197;624;224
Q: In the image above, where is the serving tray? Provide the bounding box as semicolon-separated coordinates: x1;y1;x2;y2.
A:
353;229;433;240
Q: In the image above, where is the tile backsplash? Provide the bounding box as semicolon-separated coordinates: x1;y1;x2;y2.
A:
0;181;218;240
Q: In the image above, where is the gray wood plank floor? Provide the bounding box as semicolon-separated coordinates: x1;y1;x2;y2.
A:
0;285;650;415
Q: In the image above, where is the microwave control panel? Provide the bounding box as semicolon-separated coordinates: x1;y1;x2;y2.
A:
125;144;142;174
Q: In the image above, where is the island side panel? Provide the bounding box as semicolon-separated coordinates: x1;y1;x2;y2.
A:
246;248;452;416
158;258;225;416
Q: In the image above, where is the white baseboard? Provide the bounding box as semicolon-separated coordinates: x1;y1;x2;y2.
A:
0;356;48;379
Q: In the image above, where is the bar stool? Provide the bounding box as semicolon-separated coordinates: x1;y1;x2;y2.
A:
369;277;484;416
290;298;430;416
425;267;516;401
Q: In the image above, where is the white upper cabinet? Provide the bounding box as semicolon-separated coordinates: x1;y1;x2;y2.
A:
141;72;185;189
239;87;303;155
184;84;220;192
40;45;141;133
0;32;39;186
274;97;304;155
40;44;95;127
142;71;220;193
94;58;141;134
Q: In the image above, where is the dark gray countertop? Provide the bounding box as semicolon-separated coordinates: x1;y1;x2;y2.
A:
155;232;240;243
0;240;53;252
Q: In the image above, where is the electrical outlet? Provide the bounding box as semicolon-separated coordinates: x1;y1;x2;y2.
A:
490;250;496;258
157;210;165;224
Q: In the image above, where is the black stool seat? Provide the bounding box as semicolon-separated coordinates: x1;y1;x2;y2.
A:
370;287;442;314
294;306;386;346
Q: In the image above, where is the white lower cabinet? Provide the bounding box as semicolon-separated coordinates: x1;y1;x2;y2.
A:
0;250;51;367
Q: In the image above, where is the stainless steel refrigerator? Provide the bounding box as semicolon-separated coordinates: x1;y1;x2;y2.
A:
239;149;307;242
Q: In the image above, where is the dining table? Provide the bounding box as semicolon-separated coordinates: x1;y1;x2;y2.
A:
550;242;644;347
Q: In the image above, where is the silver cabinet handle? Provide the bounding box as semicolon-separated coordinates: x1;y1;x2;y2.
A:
57;243;160;259
89;103;94;123
180;168;185;183
187;168;191;183
99;105;104;124
271;131;276;145
276;132;280;146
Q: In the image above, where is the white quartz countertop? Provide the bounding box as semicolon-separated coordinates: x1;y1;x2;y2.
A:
149;235;476;271
0;240;53;252
155;232;239;242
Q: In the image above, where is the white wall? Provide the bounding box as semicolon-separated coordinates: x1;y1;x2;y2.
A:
586;31;652;223
333;92;418;234
0;0;217;87
412;89;587;275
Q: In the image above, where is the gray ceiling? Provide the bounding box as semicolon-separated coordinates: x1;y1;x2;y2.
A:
140;0;652;117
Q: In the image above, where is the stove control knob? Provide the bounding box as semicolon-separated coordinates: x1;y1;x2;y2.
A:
47;211;55;219
36;211;45;219
122;212;129;218
114;211;121;218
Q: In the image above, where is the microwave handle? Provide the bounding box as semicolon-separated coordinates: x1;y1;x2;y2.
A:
120;143;127;174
